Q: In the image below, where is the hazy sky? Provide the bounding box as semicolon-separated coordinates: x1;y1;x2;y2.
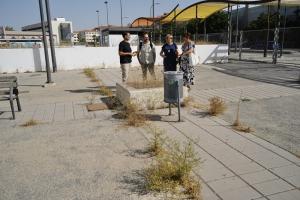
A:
0;0;201;31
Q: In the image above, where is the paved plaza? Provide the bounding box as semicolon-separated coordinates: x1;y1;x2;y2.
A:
0;65;300;200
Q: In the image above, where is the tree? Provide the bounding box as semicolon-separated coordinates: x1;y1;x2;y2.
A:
5;26;14;31
185;11;228;34
246;13;277;30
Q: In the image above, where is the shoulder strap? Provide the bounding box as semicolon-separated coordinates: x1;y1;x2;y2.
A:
139;41;142;50
150;41;153;49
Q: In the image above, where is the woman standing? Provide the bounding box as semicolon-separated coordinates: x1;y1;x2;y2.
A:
180;33;195;90
160;34;179;71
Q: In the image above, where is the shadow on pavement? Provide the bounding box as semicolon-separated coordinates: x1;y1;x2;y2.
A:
213;61;300;89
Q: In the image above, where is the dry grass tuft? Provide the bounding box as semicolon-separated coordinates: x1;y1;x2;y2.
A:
99;86;113;97
127;79;163;89
83;68;98;82
182;97;207;110
232;121;253;133
147;126;166;156
145;141;202;199
119;102;146;127
231;91;253;133
21;119;39;127
208;96;227;116
126;68;163;89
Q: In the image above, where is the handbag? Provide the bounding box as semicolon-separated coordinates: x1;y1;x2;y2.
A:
189;52;199;66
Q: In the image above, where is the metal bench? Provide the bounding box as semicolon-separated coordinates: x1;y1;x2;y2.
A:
0;76;21;119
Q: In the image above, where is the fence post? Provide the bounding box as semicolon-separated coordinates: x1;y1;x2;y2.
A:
239;31;243;61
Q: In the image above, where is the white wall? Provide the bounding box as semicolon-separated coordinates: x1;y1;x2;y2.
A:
0;45;228;73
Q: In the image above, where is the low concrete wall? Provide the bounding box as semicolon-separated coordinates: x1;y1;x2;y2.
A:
116;82;189;110
0;45;228;73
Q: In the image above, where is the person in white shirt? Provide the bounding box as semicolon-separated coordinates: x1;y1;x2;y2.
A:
137;32;156;80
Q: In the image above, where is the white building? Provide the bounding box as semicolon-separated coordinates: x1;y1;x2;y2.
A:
72;32;79;43
101;27;145;47
22;17;73;45
0;26;56;48
78;29;100;43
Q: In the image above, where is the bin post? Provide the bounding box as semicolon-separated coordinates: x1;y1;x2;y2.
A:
177;81;181;122
169;103;172;115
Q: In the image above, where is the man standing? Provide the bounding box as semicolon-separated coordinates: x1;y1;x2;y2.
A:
137;33;156;80
119;32;136;82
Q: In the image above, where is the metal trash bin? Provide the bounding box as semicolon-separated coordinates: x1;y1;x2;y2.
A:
164;71;184;122
164;71;184;103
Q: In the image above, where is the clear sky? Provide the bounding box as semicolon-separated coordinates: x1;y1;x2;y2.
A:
0;0;200;31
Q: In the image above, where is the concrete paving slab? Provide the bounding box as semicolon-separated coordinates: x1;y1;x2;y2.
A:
270;164;300;178
267;189;300;200
218;186;262;200
252;179;294;196
240;170;280;185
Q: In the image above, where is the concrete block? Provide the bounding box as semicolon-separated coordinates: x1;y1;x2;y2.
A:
116;82;188;110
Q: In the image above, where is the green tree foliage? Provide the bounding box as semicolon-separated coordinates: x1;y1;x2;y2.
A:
246;13;277;30
5;26;14;31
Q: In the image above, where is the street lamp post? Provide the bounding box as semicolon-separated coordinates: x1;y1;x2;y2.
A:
38;0;52;83
150;2;159;41
120;0;123;27
96;10;100;46
104;1;109;26
152;0;155;40
45;0;57;72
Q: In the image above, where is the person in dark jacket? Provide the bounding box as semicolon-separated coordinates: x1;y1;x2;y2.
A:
119;32;137;82
160;34;179;71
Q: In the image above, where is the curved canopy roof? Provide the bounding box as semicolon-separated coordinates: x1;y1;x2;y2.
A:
171;0;279;22
173;2;227;22
131;17;154;28
131;0;300;27
131;4;180;27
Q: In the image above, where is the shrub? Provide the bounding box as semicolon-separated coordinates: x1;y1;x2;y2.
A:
145;142;201;199
208;96;226;116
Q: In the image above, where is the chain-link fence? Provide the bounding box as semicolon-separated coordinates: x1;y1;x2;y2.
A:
230;27;300;64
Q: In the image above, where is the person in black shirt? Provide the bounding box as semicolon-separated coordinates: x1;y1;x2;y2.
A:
119;32;137;82
160;34;179;71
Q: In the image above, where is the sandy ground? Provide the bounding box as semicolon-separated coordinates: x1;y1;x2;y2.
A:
0;117;156;200
221;95;300;156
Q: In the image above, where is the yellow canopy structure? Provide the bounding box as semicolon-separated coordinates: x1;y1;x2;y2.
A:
173;2;227;22
160;5;181;24
131;17;154;28
131;4;180;27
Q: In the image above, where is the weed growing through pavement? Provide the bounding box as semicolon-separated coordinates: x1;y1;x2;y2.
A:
21;119;39;127
147;126;166;156
232;92;253;133
99;86;113;97
83;68;98;82
182;96;207;110
145;129;202;200
208;96;227;116
118;102;146;127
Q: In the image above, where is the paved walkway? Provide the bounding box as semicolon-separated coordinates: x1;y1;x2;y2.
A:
1;67;299;200
96;67;300;200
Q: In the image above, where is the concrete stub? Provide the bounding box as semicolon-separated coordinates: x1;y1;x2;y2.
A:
116;82;188;110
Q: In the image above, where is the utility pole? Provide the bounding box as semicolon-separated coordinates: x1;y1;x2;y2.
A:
45;0;57;72
120;0;123;27
152;0;155;41
38;0;52;83
96;10;101;46
104;1;109;26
